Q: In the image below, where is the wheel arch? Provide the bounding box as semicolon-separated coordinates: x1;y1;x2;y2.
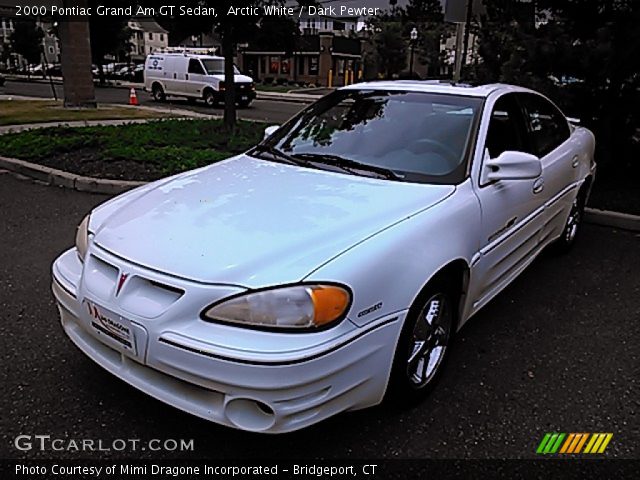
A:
408;258;471;333
202;85;217;98
580;174;594;200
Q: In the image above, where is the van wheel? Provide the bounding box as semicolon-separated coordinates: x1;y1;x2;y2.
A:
387;278;456;403
203;90;217;108
151;84;165;102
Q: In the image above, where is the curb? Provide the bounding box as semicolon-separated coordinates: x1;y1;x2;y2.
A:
584;208;640;232
255;91;320;104
2;152;640;231
0;118;158;135
0;156;145;195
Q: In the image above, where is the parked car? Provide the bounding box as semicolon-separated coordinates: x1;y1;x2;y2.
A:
114;65;132;79
46;64;62;77
128;63;144;83
144;53;256;107
52;82;596;433
27;63;52;76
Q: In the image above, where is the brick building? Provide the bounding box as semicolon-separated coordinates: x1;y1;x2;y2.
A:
239;15;363;87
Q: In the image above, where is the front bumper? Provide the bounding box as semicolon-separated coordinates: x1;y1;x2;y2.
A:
52;247;404;433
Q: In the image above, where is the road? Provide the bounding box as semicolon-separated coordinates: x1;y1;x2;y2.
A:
0;172;638;461
1;79;306;124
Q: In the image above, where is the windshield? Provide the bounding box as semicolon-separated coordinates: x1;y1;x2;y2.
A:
260;89;483;184
201;58;240;75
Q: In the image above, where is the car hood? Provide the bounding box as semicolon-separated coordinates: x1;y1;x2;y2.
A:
209;73;253;83
91;155;454;287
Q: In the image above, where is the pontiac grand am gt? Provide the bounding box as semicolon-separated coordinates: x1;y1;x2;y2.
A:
52;82;595;433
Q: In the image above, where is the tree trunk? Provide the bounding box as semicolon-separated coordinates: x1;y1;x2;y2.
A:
59;0;96;108
222;27;236;134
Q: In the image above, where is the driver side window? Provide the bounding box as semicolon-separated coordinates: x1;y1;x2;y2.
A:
486;94;527;159
188;59;205;75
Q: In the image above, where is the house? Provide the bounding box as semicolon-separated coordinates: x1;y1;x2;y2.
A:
128;17;168;62
0;0;60;69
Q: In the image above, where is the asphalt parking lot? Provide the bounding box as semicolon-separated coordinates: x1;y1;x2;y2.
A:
0;172;638;460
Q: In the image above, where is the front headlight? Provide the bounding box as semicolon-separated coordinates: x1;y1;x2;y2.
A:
202;284;351;330
75;214;90;262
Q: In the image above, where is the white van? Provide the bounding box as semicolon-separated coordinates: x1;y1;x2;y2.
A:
144;53;256;107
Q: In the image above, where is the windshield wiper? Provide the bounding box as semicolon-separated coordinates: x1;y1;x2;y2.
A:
292;153;403;180
251;145;301;166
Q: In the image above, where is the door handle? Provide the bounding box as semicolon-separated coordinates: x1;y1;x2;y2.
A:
533;178;545;194
571;156;580;168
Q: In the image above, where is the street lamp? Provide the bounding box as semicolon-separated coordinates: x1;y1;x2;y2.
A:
409;27;418;78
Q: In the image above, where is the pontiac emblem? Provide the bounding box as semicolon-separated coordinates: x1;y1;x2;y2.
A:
116;273;129;296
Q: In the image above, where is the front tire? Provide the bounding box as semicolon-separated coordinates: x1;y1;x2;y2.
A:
553;188;587;253
387;280;456;402
203;89;218;108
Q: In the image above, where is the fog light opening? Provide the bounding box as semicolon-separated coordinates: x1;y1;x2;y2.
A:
225;398;276;431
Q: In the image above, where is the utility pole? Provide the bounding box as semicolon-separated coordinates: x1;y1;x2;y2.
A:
58;0;96;108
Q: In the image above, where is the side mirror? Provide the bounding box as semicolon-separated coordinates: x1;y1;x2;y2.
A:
481;150;542;184
263;125;279;140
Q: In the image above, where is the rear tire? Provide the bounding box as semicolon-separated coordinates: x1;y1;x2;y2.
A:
151;84;165;102
387;278;457;404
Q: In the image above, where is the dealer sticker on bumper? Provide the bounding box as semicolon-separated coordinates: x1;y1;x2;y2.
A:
83;300;137;355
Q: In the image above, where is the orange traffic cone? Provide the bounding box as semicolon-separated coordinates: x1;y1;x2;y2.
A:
129;88;138;106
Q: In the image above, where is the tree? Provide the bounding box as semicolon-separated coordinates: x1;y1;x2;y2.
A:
473;0;640;188
88;0;131;83
403;0;448;77
211;1;262;132
58;0;97;108
365;0;448;80
251;15;298;57
10;19;43;67
367;15;407;79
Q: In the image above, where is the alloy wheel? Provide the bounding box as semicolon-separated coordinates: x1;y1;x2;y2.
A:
406;293;452;389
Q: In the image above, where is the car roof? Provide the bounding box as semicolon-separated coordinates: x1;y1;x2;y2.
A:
340;80;533;98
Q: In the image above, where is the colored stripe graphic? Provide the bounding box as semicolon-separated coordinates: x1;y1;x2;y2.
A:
574;433;589;453
537;433;613;454
597;433;613;453
536;433;552;454
559;433;575;453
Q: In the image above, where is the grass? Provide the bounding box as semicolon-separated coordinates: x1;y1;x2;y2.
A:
0;100;174;126
255;84;293;93
0;118;263;181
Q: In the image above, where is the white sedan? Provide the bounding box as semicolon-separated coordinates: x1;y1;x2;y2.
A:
52;82;595;433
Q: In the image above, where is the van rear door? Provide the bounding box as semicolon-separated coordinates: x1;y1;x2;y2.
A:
161;57;178;94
